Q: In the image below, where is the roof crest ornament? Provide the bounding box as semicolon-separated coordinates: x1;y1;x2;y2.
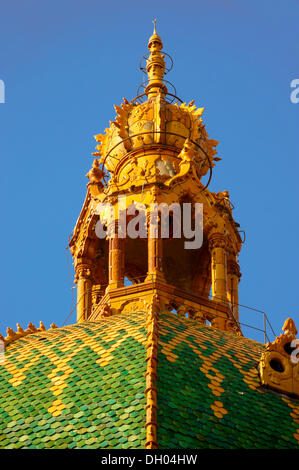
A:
1;322;58;346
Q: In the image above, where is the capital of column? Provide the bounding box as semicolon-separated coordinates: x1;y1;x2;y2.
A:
208;233;228;251
75;260;94;283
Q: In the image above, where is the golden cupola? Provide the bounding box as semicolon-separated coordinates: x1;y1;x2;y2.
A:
69;24;243;336
94;24;219;192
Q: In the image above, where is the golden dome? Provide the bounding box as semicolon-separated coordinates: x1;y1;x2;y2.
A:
95;97;217;175
93;24;219;189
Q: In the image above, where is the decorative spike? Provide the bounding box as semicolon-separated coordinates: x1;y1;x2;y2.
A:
194;107;204;116
94;134;105;143
27;322;37;332
123;97;129;104
6;327;17;340
1;320;58;346
188;100;195;106
114;105;122;115
282;318;297;336
17;323;24;334
50;323;58;329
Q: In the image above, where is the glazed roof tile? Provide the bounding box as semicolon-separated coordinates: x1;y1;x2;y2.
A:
0;311;298;448
0;313;147;449
157;313;299;449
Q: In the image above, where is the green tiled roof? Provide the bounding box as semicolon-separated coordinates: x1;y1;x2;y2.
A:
0;311;298;448
157;313;299;449
0;314;147;449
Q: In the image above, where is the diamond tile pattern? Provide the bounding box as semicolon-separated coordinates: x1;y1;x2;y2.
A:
157;313;299;449
1;311;299;448
0;313;147;449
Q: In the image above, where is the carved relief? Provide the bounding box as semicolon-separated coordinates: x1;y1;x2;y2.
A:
119;299;147;315
225;319;242;336
75;264;93;283
86;159;105;185
99;304;112;318
227;259;241;278
258;318;299;397
91;285;102;307
266;318;298;358
208;233;228;251
192;311;207;324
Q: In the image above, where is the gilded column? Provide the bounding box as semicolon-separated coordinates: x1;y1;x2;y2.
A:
227;256;241;322
208;234;228;303
108;221;125;290
146;213;165;282
75;261;93;323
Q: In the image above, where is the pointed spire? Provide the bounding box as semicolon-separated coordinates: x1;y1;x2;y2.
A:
148;19;162;48
145;20;167;97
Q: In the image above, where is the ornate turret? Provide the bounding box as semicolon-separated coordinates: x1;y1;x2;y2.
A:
1;24;299;453
69;25;243;337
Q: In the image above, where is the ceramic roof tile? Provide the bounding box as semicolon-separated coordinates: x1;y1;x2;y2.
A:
1;310;299;448
0;313;147;449
157;312;299;449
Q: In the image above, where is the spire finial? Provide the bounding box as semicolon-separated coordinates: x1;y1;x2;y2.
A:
153;18;157;35
145;21;167;97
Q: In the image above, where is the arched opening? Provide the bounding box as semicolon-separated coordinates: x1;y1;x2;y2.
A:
124;238;147;284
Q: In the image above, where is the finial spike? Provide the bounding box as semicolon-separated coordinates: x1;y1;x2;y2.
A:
152;19;157;35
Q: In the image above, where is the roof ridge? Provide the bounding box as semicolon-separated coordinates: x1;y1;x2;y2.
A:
0;321;58;347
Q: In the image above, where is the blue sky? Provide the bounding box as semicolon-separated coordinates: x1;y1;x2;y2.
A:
0;0;298;342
